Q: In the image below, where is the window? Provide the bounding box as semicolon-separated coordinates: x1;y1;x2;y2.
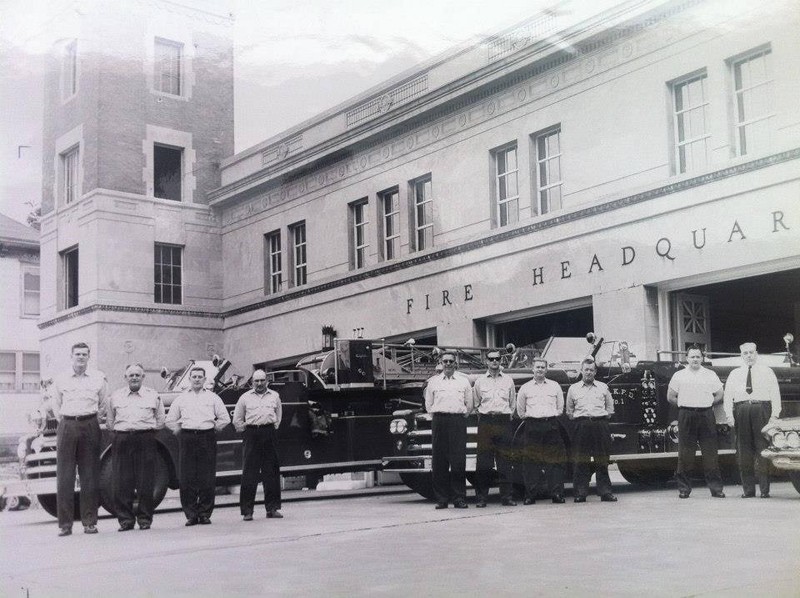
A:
534;127;562;215
672;73;709;173
22;266;40;317
493;144;519;226
290;222;307;287
154;144;182;201
154;38;182;96
0;353;14;390
62;40;77;100
412;176;433;251
154;244;182;304
62;246;79;309
264;231;282;294
350;200;369;269
0;352;40;392
22;353;40;391
731;47;773;156
379;189;400;261
62;146;80;205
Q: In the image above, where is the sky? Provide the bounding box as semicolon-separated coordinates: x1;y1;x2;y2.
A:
0;0;611;225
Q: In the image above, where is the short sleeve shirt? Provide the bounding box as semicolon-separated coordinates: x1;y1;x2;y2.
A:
668;367;722;408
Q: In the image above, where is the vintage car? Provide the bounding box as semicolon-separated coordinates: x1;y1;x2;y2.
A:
382;335;800;499
1;341;430;520
761;417;800;493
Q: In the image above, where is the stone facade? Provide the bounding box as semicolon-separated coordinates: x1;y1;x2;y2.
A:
38;0;800;382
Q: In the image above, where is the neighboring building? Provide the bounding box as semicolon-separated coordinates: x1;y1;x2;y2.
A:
0;214;41;436
39;0;800;381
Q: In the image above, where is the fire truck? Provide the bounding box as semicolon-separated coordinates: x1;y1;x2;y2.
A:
3;339;432;519
381;334;800;499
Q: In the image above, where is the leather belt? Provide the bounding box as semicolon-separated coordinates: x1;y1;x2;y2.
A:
526;416;558;421
679;406;712;412
62;413;97;421
181;428;214;434
735;400;769;405
115;429;156;434
574;416;609;421
246;424;275;429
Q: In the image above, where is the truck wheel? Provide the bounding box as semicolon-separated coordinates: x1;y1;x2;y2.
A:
37;493;80;520
400;473;435;500
98;450;171;516
618;461;674;487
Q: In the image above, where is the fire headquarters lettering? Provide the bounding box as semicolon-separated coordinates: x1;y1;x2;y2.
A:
406;284;474;315
532;210;790;286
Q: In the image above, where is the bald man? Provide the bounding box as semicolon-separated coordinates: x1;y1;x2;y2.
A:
106;364;165;531
233;370;284;520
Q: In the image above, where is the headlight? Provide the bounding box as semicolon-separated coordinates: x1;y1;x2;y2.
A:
785;430;800;449
389;419;408;435
771;431;787;449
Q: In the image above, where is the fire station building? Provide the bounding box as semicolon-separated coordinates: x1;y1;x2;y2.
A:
38;0;800;379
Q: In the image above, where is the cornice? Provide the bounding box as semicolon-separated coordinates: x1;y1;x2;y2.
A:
39;303;222;330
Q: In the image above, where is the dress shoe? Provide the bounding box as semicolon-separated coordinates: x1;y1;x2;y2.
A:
243;513;253;521
267;510;283;518
600;494;618;502
453;500;468;509
760;492;770;499
711;491;726;498
740;492;756;499
552;495;565;504
574;496;586;503
475;501;487;508
435;502;448;510
84;525;98;534
185;518;199;527
118;523;135;532
678;491;690;499
523;497;535;505
58;527;72;537
138;523;151;530
501;498;517;507
198;516;212;524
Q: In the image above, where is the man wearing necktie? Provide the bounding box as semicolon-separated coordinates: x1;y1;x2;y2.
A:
723;342;782;498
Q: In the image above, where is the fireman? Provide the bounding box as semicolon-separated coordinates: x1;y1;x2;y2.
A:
424;352;474;509
473;351;517;507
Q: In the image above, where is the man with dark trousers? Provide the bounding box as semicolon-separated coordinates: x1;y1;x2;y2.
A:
165;366;230;525
52;342;108;536
723;342;782;498
566;358;617;503
424;352;474;509
667;345;725;499
233;369;283;520
472;351;516;507
106;363;165;531
517;358;567;505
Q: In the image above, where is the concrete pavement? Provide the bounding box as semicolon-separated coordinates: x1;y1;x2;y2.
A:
1;481;798;597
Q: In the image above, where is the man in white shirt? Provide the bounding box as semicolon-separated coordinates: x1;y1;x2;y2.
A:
472;351;516;507
723;342;782;498
424;352;474;509
106;364;165;531
233;370;283;519
667;346;725;499
52;342;108;536
516;358;566;505
165;366;230;525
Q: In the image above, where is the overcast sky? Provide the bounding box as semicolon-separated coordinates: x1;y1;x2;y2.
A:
0;0;608;224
